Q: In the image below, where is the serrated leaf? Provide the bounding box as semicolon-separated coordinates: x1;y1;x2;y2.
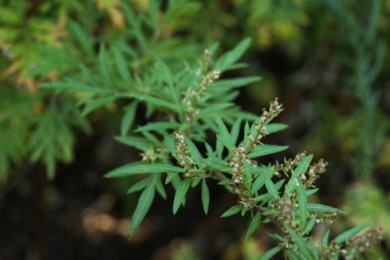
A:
259;247;281;260
129;184;155;238
201;179;210;215
246;212;261;238
221;205;242;218
120;102;137;136
105;163;183;178
334;222;372;243
173;178;192;214
248;145;289;158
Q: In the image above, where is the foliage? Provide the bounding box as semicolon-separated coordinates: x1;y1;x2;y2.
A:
43;2;383;255
1;0;388;258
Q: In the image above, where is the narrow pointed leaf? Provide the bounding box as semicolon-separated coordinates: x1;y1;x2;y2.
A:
120;102;137;136
248;145;289;158
246;212;261;238
215;117;235;150
201;179;210;214
259;247;281;260
334;222;372;243
296;178;308;228
129;184;155;238
105;163;183;178
173;178;192;214
307;203;342;213
221;205;241;218
265;177;280;199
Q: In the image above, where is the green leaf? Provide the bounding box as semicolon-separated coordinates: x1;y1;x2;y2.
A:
230;117;242;146
321;230;330;249
221;205;242;218
81;95;119;116
251;172;265;193
215;117;235;151
285;154;313;196
120;102;138;136
259;247;281;260
113;46;131;83
211;76;261;91
201;179;210;214
265;177;280;199
246;212;261;238
155;175;167;199
303;215;317;235
216;38;251;71
334;222;372;244
114;135;150;150
135;122;178;133
99;44;115;86
127;177;151;194
284;226;316;260
296;178;308;228
132;94;180;112
265;123;288;134
307;203;342;213
173;178;192;214
129;184;155;238
248;145;289;158
105;163;183;178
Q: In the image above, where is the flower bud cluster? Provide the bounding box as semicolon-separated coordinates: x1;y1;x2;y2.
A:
140;147;164;163
304;158;328;188
274;152;307;177
314;212;338;225
173;131;197;177
343;228;384;258
247;98;283;150
182;49;220;124
272;197;296;232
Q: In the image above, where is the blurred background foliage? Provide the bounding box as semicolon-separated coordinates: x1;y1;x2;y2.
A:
1;0;389;259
